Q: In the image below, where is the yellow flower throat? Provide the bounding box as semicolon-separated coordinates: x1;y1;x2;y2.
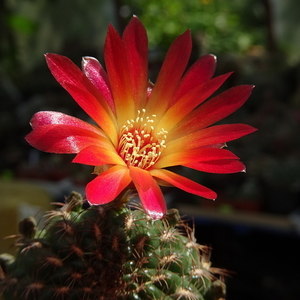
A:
118;109;167;169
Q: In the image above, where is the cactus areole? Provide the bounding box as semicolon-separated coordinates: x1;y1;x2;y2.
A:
25;16;256;219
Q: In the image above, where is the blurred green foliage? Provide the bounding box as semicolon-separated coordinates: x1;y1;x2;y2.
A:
122;0;266;54
1;0;300;77
8;14;37;35
0;0;115;76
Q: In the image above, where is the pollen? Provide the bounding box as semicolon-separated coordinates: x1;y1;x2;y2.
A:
118;109;167;169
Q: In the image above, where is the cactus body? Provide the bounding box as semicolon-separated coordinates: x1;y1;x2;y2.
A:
0;192;225;300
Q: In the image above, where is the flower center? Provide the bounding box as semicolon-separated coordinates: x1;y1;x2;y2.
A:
118;109;167;169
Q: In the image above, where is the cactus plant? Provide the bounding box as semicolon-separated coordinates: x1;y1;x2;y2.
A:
0;16;256;300
0;192;225;300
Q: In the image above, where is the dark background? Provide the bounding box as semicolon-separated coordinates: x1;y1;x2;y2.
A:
1;0;300;299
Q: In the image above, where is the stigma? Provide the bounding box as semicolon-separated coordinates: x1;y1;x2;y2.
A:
117;109;167;169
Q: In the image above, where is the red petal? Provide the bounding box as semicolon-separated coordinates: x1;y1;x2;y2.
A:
194;84;254;129
174;54;217;101
171;85;254;137
45;54;117;143
104;24;135;125
72;145;125;166
150;169;216;200
29;111;104;134
123;16;148;109
129;166;166;219
26;113;107;153
86;165;131;205
155;148;240;169
194;124;257;147
166;124;257;153
185;159;246;174
158;73;232;133
146;30;192;117
81;56;115;112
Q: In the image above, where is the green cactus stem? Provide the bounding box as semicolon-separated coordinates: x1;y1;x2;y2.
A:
0;192;226;300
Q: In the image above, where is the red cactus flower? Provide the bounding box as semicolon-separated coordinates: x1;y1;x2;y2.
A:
26;17;256;219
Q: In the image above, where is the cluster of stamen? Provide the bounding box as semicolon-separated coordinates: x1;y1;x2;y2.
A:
118;109;167;169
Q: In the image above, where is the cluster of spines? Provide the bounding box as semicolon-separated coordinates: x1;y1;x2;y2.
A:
0;193;127;299
0;192;225;300
122;209;224;300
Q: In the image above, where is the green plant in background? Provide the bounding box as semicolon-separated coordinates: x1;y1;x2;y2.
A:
121;0;266;55
0;16;256;299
